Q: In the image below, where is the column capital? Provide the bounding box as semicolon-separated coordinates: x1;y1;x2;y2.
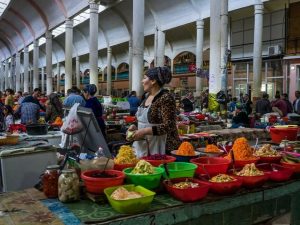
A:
107;47;112;53
89;1;99;13
45;30;53;39
65;19;73;29
76;55;79;61
33;39;39;47
254;0;264;14
196;19;204;29
24;46;29;53
16;52;20;58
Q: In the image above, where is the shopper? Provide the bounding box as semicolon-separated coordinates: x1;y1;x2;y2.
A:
63;86;85;108
22;88;45;111
3;105;14;130
5;89;14;107
45;93;63;123
255;92;272;116
293;91;300;114
231;103;249;128
243;94;253;115
271;94;288;117
282;93;293;114
127;66;180;157
127;91;140;116
82;84;106;139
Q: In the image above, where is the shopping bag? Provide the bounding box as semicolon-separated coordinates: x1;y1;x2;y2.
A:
61;103;83;135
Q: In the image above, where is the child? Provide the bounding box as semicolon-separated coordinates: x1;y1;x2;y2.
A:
3;105;14;131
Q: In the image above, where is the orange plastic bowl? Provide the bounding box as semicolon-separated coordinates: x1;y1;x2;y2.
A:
81;169;125;194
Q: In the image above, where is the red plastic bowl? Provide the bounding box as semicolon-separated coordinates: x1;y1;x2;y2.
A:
258;155;282;164
209;177;242;195
81;169;125;194
269;126;298;144
256;164;293;182
280;161;300;173
163;178;210;202
190;157;231;177
233;157;260;168
233;173;268;188
141;155;176;167
9;124;26;133
113;163;136;171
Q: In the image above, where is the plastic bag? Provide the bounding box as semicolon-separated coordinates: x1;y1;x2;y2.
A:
61;103;83;135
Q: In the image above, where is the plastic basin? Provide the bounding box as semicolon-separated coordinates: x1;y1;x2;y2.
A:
191;157;231;177
163;178;210;202
233;157;260;168
280;161;300;173
81;169;125;194
258;155;282;164
171;150;201;162
269;126;298;143
233;173;268;188
257;163;293;182
209;178;242;195
123;167;164;189
159;162;197;179
141;155;176;167
104;184;155;214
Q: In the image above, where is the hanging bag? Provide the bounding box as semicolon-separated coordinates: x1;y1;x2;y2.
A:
61;103;83;135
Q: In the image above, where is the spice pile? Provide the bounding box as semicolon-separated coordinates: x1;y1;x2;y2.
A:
176;142;195;156
205;144;221;153
225;137;257;160
114;145;139;165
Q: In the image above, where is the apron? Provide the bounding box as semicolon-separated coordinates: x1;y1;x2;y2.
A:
133;104;167;158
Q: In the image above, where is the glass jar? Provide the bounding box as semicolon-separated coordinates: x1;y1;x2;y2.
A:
58;169;80;203
43;165;60;198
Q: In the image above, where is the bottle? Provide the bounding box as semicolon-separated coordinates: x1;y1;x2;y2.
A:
43;165;60;198
95;146;104;158
58;169;80;203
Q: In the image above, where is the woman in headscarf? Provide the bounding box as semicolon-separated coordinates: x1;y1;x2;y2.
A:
127;66;180;158
82;84;106;139
45;93;63;123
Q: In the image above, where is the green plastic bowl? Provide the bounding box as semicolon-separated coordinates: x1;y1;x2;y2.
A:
123;167;164;189
159;162;197;179
104;184;156;214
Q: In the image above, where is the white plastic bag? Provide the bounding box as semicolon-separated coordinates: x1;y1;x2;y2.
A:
61;103;83;135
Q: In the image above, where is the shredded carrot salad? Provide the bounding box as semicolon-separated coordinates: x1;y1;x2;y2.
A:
176;141;195;156
205;144;220;153
225;137;257;160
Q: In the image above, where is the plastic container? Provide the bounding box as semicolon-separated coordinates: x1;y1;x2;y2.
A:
58;169;80;203
269;126;298;143
258;155;282;164
280;161;300;173
113;163;136;171
141;155;176;167
81;169;125;194
159;162;197;179
104;184;155;214
208;178;242;195
233;158;260;168
123;167;164;189
8;124;26;133
257;164;293;182
170;150;201;162
233;173;268;189
42;165;60;198
163;178;210;202
191;157;231;177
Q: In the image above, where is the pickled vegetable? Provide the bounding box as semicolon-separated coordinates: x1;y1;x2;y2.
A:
43;165;60;198
131;160;154;175
58;169;80;203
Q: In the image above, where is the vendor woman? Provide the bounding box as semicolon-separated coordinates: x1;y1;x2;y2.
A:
128;66;181;158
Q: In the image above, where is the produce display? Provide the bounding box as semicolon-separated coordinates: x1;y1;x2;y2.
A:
58;169;80;203
114;145;138;164
143;154;167;160
172;181;199;189
225;137;257;160
205;144;221;153
209;174;236;183
254;144;280;157
176;142;195;156
52;117;63;126
110;187;143;200
131;160;155;175
235;163;264;176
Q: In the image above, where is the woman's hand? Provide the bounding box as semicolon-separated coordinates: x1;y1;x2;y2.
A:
132;129;146;141
126;125;137;141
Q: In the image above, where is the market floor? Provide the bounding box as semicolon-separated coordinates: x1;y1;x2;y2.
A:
256;213;290;225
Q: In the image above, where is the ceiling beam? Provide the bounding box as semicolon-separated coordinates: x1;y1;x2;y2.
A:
26;0;49;29
2;18;26;48
9;8;35;38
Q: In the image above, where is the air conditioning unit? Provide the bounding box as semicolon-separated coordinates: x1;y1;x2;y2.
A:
268;45;282;56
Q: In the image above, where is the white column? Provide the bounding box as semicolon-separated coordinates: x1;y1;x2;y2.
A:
23;46;29;93
89;1;99;87
56;62;60;92
196;19;204;95
33;39;39;89
132;0;145;96
106;47;112;95
209;0;221;111
41;67;45;93
15;52;21;91
4;59;8;90
154;26;165;67
76;56;80;88
46;30;53;95
65;19;73;95
128;39;133;91
9;56;14;89
220;0;228;92
253;0;264;100
30;69;34;92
